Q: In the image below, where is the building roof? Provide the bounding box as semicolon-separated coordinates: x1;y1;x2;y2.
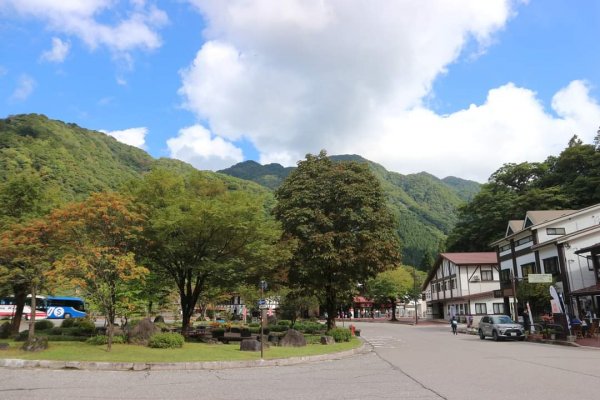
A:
525;210;577;226
491;209;578;246
422;252;498;289
440;252;498;265
507;220;524;235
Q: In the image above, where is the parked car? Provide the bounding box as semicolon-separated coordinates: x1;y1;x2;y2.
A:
478;315;525;341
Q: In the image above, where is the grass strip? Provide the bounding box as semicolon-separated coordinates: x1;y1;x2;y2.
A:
0;338;360;363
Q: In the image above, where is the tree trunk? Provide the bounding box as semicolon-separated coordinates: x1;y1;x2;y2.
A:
390;299;398;321
325;290;337;331
27;285;37;341
10;286;27;335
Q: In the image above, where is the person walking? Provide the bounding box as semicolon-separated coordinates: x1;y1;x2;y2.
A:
450;316;458;335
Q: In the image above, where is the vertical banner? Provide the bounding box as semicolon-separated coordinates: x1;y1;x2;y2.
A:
527;302;535;333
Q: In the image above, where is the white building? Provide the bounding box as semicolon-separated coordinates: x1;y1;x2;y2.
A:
491;204;600;319
423;252;501;324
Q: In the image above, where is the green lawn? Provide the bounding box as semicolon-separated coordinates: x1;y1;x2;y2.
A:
0;338;361;363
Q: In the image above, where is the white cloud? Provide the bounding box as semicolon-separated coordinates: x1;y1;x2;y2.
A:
103;127;148;149
1;0;168;59
41;37;70;63
177;1;600;181
167;125;244;170
10;74;36;101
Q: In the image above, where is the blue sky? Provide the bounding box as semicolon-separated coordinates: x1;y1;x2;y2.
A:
1;1;599;182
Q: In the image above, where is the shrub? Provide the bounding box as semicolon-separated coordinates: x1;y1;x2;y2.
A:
0;322;11;339
61;318;76;328
34;320;55;330
327;327;351;342
86;335;126;345
49;327;63;335
211;328;225;338
295;321;325;334
267;324;288;333
148;332;185;349
277;320;292;327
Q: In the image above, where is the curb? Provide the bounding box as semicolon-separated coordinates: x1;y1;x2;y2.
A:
0;340;372;371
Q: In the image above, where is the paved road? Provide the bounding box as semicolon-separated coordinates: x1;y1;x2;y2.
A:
2;321;600;400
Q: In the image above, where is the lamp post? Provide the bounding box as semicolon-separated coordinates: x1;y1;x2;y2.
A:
413;266;418;325
259;280;267;359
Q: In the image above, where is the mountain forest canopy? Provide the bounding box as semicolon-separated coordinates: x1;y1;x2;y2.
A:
447;134;600;252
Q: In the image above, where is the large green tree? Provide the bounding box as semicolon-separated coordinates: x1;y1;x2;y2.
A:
274;151;402;330
133;169;288;333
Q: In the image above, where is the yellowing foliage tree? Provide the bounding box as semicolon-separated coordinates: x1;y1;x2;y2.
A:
47;192;148;350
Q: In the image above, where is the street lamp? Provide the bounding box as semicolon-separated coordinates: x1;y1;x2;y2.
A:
259;280;267;359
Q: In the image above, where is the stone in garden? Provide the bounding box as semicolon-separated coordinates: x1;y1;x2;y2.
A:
279;329;306;347
320;335;335;345
22;336;48;352
128;318;160;345
240;339;261;351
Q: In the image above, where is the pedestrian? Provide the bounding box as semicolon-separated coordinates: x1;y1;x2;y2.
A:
450;316;458;335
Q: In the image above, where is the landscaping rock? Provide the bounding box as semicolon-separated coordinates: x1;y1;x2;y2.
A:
240;339;261;351
320;335;335;345
22;336;48;352
280;329;307;347
128;318;160;345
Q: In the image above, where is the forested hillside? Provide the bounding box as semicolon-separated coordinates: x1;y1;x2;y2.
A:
0;114;270;227
220;154;481;268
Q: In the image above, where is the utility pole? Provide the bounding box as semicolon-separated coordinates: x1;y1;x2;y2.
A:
511;270;518;322
414;266;418;325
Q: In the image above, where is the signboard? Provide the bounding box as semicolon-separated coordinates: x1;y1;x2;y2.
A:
528;273;552;283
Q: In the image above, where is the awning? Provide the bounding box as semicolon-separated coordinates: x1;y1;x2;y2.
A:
575;242;600;255
570;283;600;296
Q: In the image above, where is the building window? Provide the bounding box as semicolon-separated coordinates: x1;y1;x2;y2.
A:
450;279;456;289
515;236;533;246
475;303;487;314
499;244;511;252
543;257;559;275
500;269;511;282
521;262;535;277
588;256;594;272
481;269;493;281
546;227;566;235
442;282;447;291
493;303;505;314
436;283;440;292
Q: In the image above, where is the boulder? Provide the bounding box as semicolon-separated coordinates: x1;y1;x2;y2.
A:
279;329;307;347
240;339;261;352
128;318;160;345
22;336;48;352
320;335;335;345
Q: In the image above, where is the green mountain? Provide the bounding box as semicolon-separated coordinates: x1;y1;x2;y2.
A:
0;113;480;270
0;113;268;205
220;154;481;268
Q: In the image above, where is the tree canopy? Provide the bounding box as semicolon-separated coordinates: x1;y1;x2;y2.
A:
447;137;600;252
133;169;289;332
274;151;402;329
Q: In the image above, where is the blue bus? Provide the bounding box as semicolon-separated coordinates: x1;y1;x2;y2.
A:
43;296;87;319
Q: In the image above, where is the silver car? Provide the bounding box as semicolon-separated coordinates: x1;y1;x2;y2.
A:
478;315;525;341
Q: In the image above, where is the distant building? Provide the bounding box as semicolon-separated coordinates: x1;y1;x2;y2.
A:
422;252;500;324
